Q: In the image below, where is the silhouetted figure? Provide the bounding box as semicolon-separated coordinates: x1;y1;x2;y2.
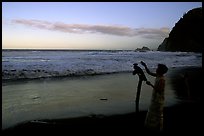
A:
132;63;147;113
141;61;168;132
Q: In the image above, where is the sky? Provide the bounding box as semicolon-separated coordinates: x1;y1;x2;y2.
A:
2;2;202;50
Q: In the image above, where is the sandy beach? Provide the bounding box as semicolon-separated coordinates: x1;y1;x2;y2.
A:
2;66;203;135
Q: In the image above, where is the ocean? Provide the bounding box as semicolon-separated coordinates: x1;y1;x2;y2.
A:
2;49;202;81
2;49;202;129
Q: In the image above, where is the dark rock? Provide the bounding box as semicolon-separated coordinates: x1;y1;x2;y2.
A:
135;46;151;52
100;98;108;101
157;38;168;51
158;7;202;52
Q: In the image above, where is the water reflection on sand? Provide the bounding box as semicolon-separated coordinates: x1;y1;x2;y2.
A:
2;70;179;129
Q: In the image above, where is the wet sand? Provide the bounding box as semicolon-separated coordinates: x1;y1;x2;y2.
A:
2;66;203;135
2;69;177;130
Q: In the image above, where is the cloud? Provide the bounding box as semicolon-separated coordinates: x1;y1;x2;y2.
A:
12;19;169;39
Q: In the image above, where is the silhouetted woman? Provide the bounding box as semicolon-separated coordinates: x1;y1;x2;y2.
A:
141;61;168;132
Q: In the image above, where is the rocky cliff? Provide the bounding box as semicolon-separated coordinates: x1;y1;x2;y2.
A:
158;7;202;52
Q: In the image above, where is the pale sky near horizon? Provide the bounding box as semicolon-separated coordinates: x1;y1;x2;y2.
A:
2;2;202;50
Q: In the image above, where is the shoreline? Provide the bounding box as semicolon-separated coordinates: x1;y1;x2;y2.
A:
2;66;203;135
2;66;201;83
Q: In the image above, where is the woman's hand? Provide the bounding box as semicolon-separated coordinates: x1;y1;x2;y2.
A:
146;81;155;89
141;61;146;67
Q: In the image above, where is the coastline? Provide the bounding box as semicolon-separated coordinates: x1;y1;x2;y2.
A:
2;66;203;135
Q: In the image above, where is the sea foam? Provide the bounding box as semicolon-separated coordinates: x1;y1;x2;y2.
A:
2;50;202;80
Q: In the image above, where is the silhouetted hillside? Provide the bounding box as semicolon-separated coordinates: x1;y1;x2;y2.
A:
158;7;202;52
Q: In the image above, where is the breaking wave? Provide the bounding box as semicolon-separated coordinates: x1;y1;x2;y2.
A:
2;50;202;81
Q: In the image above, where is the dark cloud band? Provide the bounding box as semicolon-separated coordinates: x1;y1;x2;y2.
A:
12;19;169;39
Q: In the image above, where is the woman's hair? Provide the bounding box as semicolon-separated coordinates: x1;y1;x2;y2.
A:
158;64;168;74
